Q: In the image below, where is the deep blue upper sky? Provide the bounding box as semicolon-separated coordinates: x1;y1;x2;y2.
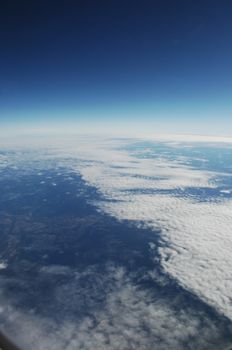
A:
0;0;232;135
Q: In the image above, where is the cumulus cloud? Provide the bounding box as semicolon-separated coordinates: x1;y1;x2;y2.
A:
60;137;232;321
100;194;232;319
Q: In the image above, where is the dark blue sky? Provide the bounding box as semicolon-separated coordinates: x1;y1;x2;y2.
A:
1;0;232;135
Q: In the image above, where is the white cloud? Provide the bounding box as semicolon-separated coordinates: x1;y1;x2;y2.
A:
100;194;232;319
59;137;232;321
0;266;228;350
0;261;7;270
1;135;232;349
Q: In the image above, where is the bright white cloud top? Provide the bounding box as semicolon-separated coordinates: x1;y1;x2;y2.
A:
58;136;232;320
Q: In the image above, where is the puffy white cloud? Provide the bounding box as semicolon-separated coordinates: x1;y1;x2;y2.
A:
100;194;232;319
61;137;232;321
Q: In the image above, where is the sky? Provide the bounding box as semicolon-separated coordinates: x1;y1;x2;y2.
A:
0;0;232;136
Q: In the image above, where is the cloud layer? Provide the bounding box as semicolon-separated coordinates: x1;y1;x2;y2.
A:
62;137;232;320
1;136;232;349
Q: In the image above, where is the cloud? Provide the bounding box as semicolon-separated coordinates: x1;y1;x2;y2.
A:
59;137;232;321
0;266;229;350
0;261;7;270
100;194;232;319
1;136;232;349
40;265;72;275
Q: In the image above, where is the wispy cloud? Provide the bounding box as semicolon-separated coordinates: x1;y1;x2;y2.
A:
0;265;228;350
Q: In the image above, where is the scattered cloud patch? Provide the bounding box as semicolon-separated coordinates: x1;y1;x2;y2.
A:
0;261;7;270
0;266;230;350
